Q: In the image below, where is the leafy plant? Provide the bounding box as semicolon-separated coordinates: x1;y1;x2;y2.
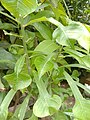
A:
0;0;90;120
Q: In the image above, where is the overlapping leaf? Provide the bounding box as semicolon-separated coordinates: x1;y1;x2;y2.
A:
33;77;62;117
34;40;59;55
0;47;16;69
73;100;90;120
14;54;26;76
34;54;54;79
64;71;90;120
3;72;32;90
64;47;90;69
53;21;90;51
1;0;38;18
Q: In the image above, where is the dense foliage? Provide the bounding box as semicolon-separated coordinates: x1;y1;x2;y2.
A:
0;0;90;120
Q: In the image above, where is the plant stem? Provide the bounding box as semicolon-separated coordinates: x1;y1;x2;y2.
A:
63;0;71;19
21;25;31;74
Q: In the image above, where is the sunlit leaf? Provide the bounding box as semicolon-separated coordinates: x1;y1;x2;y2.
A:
9;94;30;120
33;22;52;40
0;89;16;120
14;54;26;76
1;0;38;18
64;71;83;101
73;99;90;120
52;111;68;120
34;54;54;79
33;78;62;117
3;72;32;90
64;47;90;69
53;21;90;51
34;40;59;55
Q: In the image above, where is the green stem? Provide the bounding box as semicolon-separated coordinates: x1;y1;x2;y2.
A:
21;25;31;74
63;0;71;19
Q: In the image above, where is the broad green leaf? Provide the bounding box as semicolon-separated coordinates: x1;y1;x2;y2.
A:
28;114;38;120
1;0;38;18
14;54;26;76
52;111;68;120
64;71;90;120
0;20;15;30
9;94;30;120
17;0;38;18
33;94;61;117
66;21;90;51
34;40;59;55
33;78;62;117
64;47;90;69
53;26;70;46
0;41;10;49
64;71;83;101
53;21;90;51
3;72;32;90
34;54;54;79
81;55;90;69
73;99;90;120
0;47;16;69
33;22;52;40
0;89;16;120
1;0;19;18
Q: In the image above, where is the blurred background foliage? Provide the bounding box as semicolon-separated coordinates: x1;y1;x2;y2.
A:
63;0;90;24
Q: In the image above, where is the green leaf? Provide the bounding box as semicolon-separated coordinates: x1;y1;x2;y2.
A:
0;41;10;49
64;71;90;120
1;0;38;18
9;94;30;120
75;81;90;94
0;89;16;120
33;22;52;40
52;111;68;120
3;72;32;90
33;94;61;118
81;55;90;69
53;21;90;51
14;54;26;76
28;114;38;120
67;21;90;51
34;40;59;55
53;26;71;46
0;47;16;69
34;54;54;79
64;71;83;101
64;47;90;69
73;99;90;120
17;0;38;18
0;20;16;30
1;0;19;18
33;78;62;118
